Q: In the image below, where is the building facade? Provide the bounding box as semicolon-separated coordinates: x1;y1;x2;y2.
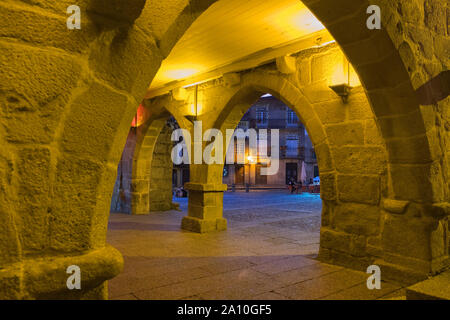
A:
222;95;318;188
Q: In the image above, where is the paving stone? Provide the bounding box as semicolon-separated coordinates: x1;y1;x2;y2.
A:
320;281;403;300
108;191;404;300
273;269;368;300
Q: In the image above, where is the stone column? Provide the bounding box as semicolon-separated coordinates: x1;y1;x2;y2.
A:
130;178;150;215
177;168;183;187
181;183;228;233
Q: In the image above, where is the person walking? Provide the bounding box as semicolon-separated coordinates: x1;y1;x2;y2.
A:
288;178;295;194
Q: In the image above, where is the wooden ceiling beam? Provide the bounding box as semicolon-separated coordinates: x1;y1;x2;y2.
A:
145;29;334;99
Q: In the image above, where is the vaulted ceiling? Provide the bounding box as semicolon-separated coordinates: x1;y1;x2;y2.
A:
149;0;326;94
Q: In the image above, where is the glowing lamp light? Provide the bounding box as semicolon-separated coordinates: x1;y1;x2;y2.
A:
131;104;146;128
329;58;354;104
247;156;257;164
186;84;204;122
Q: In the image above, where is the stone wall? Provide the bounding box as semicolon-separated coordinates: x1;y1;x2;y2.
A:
302;0;449;281
148;123;174;212
0;0;218;299
111;128;136;214
111;122;174;214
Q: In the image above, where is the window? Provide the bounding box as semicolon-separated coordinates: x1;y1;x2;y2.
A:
258;131;268;158
237;121;249;131
286;135;299;157
287;109;298;125
236;140;246;159
256;107;268;125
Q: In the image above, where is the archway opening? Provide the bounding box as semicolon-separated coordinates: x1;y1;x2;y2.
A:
109;105;183;215
102;0;435;301
221;93;322;258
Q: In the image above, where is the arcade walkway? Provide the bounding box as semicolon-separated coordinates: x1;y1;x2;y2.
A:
107;191;405;300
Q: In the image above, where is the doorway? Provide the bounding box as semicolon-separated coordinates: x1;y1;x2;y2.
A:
286;163;298;185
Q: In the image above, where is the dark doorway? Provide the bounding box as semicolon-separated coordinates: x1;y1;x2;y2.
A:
286;163;298;184
256;165;268;185
235;165;245;185
182;168;190;186
314;165;319;178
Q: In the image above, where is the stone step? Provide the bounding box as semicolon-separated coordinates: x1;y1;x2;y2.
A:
406;270;450;300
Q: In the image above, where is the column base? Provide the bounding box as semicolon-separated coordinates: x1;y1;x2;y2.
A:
0;245;123;300
181;216;227;233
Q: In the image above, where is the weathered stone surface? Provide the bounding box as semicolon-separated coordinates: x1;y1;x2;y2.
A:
333;203;381;236
305;116;327;145
364;119;384;145
386;134;434;164
51;156;104;252
383;199;410;214
326;122;365;146
311;49;342;83
89;25;162;98
333;146;386;175
0;43;82;144
314;99;346;125
390;162;444;202
303;80;337;103
314;142;334;173
181;216;227;233
61;81;130;160
321;227;368;257
22;245;123;299
338;175;380;205
296;59;311;86
320;173;336;201
16;147;51;253
381;214;436;265
347;90;374;121
276;55;296;74
88;0;146;24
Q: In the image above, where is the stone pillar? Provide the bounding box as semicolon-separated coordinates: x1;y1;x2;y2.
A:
177;168;183;187
130;178;150;215
181;183;228;233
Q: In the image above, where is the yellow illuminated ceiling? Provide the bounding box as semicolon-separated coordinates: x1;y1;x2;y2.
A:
149;0;325;91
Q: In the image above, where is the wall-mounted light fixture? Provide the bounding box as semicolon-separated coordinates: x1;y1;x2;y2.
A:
329;58;353;104
185;85;199;123
329;83;352;104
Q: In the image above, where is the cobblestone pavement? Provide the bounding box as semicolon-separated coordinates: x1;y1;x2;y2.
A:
107;191;405;300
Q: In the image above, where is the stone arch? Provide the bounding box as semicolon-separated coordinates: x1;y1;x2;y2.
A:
129;97;191;214
215;72;335;179
301;0;439;205
300;0;447;277
201;68;388;256
0;0;220;299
